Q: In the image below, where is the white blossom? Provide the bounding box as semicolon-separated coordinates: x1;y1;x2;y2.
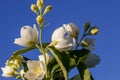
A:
84;53;100;68
24;61;46;80
51;27;74;51
63;22;80;39
1;66;15;77
14;24;38;47
38;53;52;64
20;69;25;77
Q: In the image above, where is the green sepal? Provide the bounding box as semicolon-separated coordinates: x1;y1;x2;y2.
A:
77;63;94;80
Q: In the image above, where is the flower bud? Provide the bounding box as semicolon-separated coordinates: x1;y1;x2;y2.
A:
36;0;44;10
36;15;44;28
43;5;52;15
81;40;89;47
84;22;90;32
1;66;15;77
63;22;80;40
82;38;95;51
7;56;23;69
90;27;99;35
31;4;38;14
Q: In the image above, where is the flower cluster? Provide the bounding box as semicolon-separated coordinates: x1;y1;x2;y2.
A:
1;0;100;80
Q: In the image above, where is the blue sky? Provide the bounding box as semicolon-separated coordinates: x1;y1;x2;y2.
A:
0;0;120;80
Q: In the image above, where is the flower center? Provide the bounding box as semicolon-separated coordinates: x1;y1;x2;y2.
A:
34;66;41;76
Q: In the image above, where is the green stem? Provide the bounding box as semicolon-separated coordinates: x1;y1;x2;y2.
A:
75;34;87;49
37;7;49;79
39;28;49;79
40;28;43;50
43;51;49;79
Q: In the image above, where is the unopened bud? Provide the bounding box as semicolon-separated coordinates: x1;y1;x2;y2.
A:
36;0;44;10
44;5;52;15
90;27;99;35
31;4;38;13
36;15;44;28
84;22;90;32
81;40;89;47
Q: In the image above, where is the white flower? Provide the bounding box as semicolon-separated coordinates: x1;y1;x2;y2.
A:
83;53;100;68
38;53;52;64
82;38;95;51
1;66;15;77
20;69;25;77
14;24;38;47
51;27;74;51
63;22;80;39
24;60;46;80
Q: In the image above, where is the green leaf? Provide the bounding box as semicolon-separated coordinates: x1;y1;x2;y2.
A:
51;64;60;74
48;46;69;80
22;56;31;61
22;62;28;72
70;74;81;80
68;49;89;65
9;43;49;61
47;48;89;80
47;57;60;79
9;45;36;61
77;63;94;80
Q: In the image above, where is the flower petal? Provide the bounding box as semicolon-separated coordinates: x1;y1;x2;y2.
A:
63;22;80;39
14;38;30;47
51;27;65;41
55;36;74;51
20;26;33;42
32;24;38;42
38;53;52;64
27;61;41;72
1;66;15;77
24;71;36;80
25;60;46;80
